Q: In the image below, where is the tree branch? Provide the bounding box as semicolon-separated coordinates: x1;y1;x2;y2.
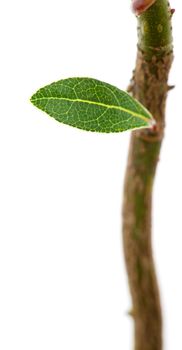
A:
122;1;173;349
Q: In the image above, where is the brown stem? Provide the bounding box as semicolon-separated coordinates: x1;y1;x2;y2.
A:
122;1;173;349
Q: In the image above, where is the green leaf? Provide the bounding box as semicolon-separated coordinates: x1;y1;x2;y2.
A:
30;77;154;133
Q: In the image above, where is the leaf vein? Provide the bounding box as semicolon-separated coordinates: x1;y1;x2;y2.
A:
31;96;151;123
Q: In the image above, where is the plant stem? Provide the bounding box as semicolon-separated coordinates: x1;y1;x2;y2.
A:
122;1;173;349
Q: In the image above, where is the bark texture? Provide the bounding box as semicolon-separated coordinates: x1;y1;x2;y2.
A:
122;1;173;349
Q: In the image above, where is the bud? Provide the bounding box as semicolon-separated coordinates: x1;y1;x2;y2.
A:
132;0;156;16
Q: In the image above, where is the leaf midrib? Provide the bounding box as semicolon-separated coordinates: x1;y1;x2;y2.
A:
31;96;151;123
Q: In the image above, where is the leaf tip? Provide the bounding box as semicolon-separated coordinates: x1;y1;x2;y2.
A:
30;92;39;109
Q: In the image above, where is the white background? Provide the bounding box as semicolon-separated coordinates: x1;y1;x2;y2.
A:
0;0;181;349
